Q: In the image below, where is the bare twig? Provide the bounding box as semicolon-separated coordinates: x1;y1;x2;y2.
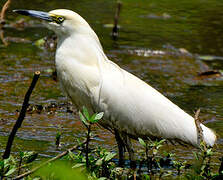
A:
0;0;11;26
13;141;87;180
112;1;122;40
0;29;8;45
194;109;204;146
2;71;40;159
0;0;12;45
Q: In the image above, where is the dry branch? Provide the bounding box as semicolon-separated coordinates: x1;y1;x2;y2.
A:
194;109;204;146
0;29;8;45
0;0;11;25
0;0;12;45
13;141;86;180
2;71;40;159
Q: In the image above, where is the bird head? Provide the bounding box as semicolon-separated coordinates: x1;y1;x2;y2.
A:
13;9;91;37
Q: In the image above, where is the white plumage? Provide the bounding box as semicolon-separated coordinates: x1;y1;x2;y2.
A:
15;9;216;166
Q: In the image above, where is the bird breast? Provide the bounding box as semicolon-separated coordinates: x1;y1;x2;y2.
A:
55;34;102;113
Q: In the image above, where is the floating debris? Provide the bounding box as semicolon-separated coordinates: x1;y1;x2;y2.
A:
25;102;75;114
10;18;29;29
128;49;166;57
141;13;171;20
104;24;121;29
127;47;192;58
27;104;43;114
197;55;223;61
4;36;31;43
196;70;222;80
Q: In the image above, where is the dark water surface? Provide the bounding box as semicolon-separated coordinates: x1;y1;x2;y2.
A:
0;0;223;169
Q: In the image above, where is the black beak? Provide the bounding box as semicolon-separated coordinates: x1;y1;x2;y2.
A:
13;9;53;22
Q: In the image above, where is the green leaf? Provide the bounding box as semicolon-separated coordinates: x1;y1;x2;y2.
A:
89;113;97;123
90;112;104;123
4;166;16;176
68;150;76;161
96;159;103;166
32;178;41;180
35;38;45;48
72;163;85;168
157;144;163;149
19;151;24;158
138;138;146;147
79;111;89;126
206;148;213;156
82;106;90;120
105;152;116;162
159;139;166;144
193;152;199;160
23;152;38;163
153;149;158;155
0;160;4;168
98;177;107;180
143;174;151;180
95;112;104;120
56;131;61;139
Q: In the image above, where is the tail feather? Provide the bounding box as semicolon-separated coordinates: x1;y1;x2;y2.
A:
201;124;216;147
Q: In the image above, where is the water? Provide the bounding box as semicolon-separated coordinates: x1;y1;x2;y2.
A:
0;0;222;169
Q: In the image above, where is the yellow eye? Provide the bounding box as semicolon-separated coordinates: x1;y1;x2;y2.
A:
53;16;64;24
57;17;64;23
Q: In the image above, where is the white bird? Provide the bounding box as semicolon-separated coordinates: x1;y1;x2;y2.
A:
14;9;216;167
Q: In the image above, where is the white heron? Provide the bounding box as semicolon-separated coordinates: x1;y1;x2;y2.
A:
14;9;216;167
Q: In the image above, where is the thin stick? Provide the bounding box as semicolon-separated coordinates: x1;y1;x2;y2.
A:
194;109;204;145
2;71;40;159
0;0;11;26
0;29;8;46
0;0;12;45
13;141;86;180
112;1;122;40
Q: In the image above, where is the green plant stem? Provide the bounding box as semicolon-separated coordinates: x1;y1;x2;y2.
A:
145;145;150;171
17;157;22;176
86;124;91;169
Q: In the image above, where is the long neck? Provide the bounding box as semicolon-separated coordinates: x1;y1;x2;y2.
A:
56;31;106;67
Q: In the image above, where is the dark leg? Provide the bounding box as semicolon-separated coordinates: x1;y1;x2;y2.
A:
124;135;136;169
114;130;125;167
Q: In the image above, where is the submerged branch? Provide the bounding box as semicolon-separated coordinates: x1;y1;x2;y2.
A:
2;71;40;159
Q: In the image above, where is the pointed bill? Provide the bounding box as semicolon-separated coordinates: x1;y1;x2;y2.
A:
13;9;53;22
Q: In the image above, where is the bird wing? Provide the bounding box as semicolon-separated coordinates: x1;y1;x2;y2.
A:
96;60;216;147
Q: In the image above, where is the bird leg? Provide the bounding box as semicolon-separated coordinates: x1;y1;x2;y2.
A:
114;130;125;167
123;135;136;169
